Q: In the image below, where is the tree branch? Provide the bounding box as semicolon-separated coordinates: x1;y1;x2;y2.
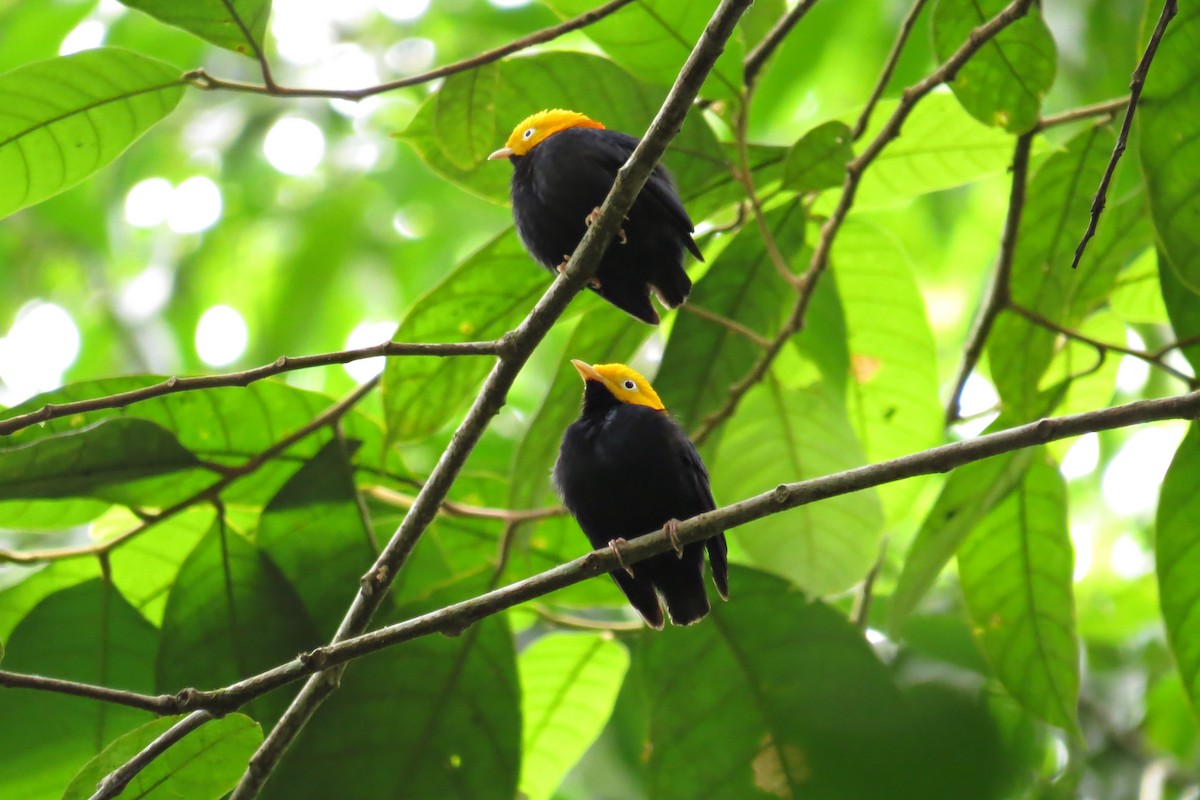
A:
1034;97;1128;132
186;0;636;100
0;671;184;714
228;3;755;796
743;0;821;87
944;132;1034;423
1069;0;1177;270
89;712;215;800
0;340;496;438
850;0;931;141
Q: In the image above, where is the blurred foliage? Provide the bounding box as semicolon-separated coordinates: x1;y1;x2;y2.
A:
1;0;1198;798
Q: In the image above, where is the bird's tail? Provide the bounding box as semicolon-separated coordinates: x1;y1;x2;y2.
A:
661;582;711;626
650;264;692;310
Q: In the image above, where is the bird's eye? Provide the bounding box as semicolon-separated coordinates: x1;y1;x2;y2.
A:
622;379;637;391
523;128;535;140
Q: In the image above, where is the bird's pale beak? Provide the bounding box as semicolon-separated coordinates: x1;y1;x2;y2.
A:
571;359;604;383
487;146;514;161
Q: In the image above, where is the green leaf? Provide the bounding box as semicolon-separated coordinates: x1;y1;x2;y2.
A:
107;506;214;626
157;520;319;725
119;0;270;57
832;219;942;521
539;0;744;102
636;567;914;799
382;230;543;442
0;559;100;641
957;455;1079;732
1157;424;1200;717
265;615;520;799
656;201;806;436
712;377;884;596
1139;4;1200;293
1161;251;1200;374
402;52;727;209
0;580;158;798
0;418;201;502
518;633;629;800
782;120;853;193
932;0;1056;133
509;311;647;511
0;48;185;220
61;713;262;800
1110;247;1167;325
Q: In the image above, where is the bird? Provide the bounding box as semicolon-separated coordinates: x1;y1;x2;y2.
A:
488;109;703;325
553;359;728;628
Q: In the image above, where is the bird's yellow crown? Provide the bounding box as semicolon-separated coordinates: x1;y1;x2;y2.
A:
572;359;664;411
495;109;605;158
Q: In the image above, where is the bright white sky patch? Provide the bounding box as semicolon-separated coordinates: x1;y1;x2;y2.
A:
343;321;397;383
952;373;1000;438
386;38;436;75
380;0;430;22
488;0;532;8
1101;424;1186;517
168;177;222;234
1070;521;1095;582
59;20;105;55
264;117;326;176
195;305;248;367
1060;432;1099;481
0;302;81;405
124;177;173;228
1116;329;1150;393
116;264;173;323
1110;533;1153;579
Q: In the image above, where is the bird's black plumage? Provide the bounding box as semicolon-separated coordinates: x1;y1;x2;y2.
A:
507;127;702;325
553;371;728;628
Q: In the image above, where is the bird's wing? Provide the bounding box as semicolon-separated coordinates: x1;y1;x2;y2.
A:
668;426;728;599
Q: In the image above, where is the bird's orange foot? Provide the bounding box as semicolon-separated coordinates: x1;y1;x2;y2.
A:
557;256;602;289
608;537;635;577
663;519;684;558
584;207;628;245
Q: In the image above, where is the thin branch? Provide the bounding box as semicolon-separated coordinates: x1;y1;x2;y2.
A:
1034;96;1128;132
366;485;564;523
0;671;183;715
851;0;931;141
526;604;646;632
220;0;275;89
0;340;496;438
1070;0;1178;270
944;132;1034;423
695;0;1038;445
0;379;378;565
852;536;888;629
9;389;1200;723
1009;302;1197;387
229;3;755;796
743;0;821;87
89;712;215;800
678;303;771;348
186;0;636;100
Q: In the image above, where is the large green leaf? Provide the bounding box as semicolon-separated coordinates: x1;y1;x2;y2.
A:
712;376;884;597
156;520;319;725
61;713;262;800
519;633;629;800
957;455;1079;733
1139;4;1200;292
0;48;184;220
403;51;727;209
1157;424;1200;716
932;0;1056;133
656;201;806;436
265;613;520;800
1161;251;1200;374
382;229;543;442
539;0;744;102
782;120;854;193
119;0;270;56
107;506;214;626
0;580;158;798
0;559;100;642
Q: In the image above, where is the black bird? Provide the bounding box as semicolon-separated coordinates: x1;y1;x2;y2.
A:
488;109;703;325
553;359;728;627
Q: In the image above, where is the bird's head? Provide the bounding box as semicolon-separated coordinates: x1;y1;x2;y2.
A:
488;109;605;161
571;359;665;412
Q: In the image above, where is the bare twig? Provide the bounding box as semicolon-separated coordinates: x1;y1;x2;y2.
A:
219;0;275;88
732;94;800;289
0;340;495;438
852;536;889;629
695;0;1038;445
0;379;378;564
366;485;564;523
1070;0;1178;269
0;671;184;714
89;712;215;800
679;303;771;348
851;0;931;140
1034;97;1128;132
944;132;1034;423
743;0;821;86
186;0;636;100
229;3;755;796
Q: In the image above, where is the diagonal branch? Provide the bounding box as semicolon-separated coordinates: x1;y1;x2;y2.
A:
1069;0;1177;270
0;340;498;438
186;0;636;100
851;0;931;140
743;0;821;87
89;711;216;800
227;2;756;797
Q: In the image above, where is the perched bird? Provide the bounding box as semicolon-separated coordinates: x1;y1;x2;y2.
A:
553;360;728;628
488;109;703;325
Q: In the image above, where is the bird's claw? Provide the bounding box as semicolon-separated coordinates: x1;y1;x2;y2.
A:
663;519;684;558
608;538;635;577
557;256;601;289
585;207;628;245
